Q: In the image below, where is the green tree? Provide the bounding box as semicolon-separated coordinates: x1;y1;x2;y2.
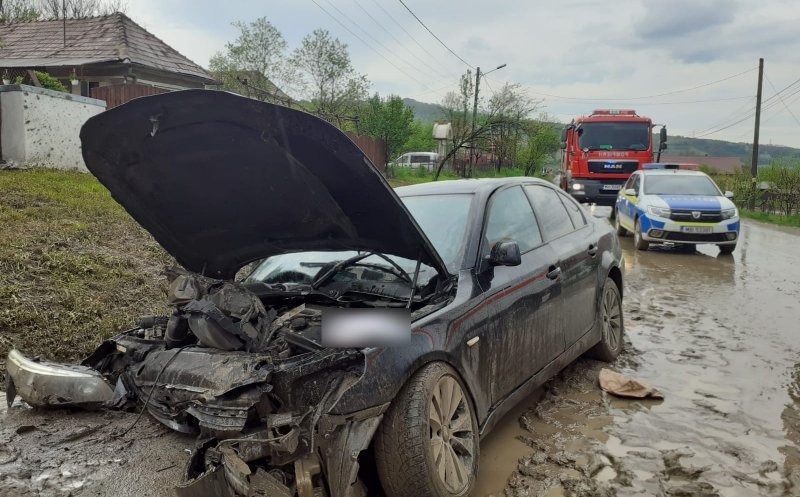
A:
359;94;414;166
517;119;560;176
291;29;369;128
209;17;296;104
400;120;437;156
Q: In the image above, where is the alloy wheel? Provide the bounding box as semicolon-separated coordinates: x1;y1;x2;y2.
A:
602;284;622;350
429;375;475;494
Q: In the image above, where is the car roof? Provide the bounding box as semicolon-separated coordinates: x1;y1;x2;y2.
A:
395;177;553;196
638;169;708;176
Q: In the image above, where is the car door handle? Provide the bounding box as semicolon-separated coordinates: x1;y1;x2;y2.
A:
546;266;562;280
588;244;598;257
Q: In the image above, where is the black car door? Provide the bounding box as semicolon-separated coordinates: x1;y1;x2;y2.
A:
524;185;599;347
474;185;564;406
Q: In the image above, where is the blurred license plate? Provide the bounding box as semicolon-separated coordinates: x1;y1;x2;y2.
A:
681;226;713;233
602;184;622;191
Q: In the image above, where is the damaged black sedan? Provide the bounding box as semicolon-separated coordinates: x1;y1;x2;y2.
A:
5;90;624;497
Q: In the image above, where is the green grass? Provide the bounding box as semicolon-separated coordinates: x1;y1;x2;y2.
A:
740;210;800;228
0;169;173;370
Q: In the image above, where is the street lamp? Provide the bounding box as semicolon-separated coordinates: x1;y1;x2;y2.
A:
468;63;507;177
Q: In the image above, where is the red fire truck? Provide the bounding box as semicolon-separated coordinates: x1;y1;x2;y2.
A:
559;109;667;205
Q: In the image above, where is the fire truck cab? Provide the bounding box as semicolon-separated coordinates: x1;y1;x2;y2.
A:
559;109;667;206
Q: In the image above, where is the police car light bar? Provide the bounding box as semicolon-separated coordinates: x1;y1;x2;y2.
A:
643;163;681;170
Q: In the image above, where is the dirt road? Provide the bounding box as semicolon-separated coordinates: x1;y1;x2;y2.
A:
2;218;799;497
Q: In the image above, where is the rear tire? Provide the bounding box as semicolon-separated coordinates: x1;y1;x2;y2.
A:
718;243;736;255
587;277;624;362
615;209;627;236
375;362;479;497
633;218;649;251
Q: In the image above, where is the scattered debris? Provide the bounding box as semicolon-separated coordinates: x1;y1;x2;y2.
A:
598;368;664;399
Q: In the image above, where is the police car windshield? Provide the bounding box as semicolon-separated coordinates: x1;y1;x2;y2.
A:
644;175;721;196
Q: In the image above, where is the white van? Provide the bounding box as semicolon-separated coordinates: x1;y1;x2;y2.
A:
392;152;440;171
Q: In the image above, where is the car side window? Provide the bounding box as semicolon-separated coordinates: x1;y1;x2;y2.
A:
524;185;575;240
632;175;641;194
484;186;543;253
557;191;586;228
623;175;634;190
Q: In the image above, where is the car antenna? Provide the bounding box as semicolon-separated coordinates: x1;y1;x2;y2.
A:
406;253;423;309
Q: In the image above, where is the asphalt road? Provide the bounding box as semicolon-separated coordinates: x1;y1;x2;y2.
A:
1;218;799;497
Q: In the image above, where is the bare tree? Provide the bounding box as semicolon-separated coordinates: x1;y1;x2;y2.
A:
36;0;125;19
0;0;41;22
487;83;541;171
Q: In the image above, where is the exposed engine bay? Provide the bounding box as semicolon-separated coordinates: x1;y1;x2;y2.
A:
7;267;448;496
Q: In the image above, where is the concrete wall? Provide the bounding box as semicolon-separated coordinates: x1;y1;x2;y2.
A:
1;85;106;171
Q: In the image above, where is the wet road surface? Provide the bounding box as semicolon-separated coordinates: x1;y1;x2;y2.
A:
475;218;800;497
1;219;799;496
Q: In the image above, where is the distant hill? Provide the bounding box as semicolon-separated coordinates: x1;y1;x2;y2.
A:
403;98;444;122
404;98;800;165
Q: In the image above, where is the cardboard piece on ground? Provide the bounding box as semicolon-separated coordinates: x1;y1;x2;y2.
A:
599;368;664;399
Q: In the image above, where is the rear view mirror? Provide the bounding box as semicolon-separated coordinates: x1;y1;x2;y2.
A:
660;126;668;143
488;240;521;267
624;188;637;196
724;191;734;199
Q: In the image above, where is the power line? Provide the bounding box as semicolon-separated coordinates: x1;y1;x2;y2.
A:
323;0;452;84
371;0;452;70
765;73;800;128
488;67;757;102
352;0;454;81
309;0;435;92
694;75;800;138
396;0;474;68
539;95;754;106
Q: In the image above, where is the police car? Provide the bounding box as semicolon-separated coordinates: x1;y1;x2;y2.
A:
614;164;740;254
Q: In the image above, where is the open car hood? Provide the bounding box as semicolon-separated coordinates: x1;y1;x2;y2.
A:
80;90;448;279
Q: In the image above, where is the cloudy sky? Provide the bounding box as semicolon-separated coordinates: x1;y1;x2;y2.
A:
128;0;800;147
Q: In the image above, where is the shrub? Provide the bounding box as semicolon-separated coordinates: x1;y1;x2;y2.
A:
34;71;68;93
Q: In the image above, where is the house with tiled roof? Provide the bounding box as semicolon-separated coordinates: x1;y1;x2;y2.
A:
0;13;218;97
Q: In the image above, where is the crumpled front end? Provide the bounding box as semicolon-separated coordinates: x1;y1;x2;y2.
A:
6;268;381;497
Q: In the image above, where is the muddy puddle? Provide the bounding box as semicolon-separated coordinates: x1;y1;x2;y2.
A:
1;219;799;497
474;219;800;497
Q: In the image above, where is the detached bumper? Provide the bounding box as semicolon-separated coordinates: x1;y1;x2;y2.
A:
5;349;114;408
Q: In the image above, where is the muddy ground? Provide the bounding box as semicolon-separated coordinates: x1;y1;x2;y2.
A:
1;218;799;497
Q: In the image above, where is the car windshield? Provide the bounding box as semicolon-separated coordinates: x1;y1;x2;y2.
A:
400;193;472;272
245;250;434;287
644;175;721;195
578;122;651;151
245;194;472;286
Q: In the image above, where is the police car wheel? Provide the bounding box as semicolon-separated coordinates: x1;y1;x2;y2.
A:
586;277;624;362
633;218;649;251
615;210;627;236
718;243;736;255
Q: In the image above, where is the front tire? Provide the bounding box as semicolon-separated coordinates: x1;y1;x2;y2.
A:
633;218;649;251
375;362;479;497
718;243;736;255
587;277;624;362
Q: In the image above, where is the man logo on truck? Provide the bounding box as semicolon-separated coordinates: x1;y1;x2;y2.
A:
558;109;667;206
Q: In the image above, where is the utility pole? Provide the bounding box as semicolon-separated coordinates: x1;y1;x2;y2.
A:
62;0;66;47
468;67;481;178
466;63;506;178
750;57;764;210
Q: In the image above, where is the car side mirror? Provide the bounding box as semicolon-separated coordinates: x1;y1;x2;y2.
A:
488;240;521;267
624;188;637;196
560;140;567;150
724;191;734;199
